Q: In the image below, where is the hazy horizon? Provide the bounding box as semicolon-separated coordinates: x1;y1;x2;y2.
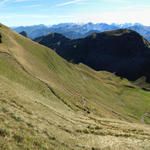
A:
0;0;150;26
11;22;145;28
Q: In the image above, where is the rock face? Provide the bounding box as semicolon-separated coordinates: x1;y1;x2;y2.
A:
19;31;28;38
35;29;150;81
0;34;2;43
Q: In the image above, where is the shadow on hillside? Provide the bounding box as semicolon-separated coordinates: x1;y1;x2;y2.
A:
57;51;150;83
35;29;150;83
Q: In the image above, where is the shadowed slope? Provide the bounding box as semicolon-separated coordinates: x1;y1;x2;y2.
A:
0;24;150;149
35;29;150;82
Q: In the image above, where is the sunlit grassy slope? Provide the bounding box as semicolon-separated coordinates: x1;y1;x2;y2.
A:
0;23;150;149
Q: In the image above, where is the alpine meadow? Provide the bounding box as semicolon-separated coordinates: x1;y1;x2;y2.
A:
1;0;150;149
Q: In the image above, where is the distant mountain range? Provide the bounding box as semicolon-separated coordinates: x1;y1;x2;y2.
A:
34;29;150;82
12;22;150;41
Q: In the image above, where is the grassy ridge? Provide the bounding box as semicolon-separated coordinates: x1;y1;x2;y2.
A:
0;24;150;149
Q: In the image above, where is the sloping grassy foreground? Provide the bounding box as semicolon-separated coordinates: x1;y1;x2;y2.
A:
0;24;150;149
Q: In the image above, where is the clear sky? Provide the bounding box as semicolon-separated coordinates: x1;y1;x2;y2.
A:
0;0;150;26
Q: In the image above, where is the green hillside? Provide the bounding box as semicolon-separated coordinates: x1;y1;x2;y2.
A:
0;23;150;150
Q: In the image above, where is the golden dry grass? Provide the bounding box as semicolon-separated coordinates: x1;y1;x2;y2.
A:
0;23;150;149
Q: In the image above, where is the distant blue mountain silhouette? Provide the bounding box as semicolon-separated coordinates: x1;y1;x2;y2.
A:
12;22;150;41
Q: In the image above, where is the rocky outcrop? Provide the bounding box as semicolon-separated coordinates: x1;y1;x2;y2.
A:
19;31;28;38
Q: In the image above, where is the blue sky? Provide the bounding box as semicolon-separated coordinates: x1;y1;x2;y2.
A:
0;0;150;26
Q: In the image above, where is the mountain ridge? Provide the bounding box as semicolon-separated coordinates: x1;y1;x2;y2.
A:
35;29;150;82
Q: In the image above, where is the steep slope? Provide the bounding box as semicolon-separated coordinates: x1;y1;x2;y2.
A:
1;24;150;149
35;29;150;82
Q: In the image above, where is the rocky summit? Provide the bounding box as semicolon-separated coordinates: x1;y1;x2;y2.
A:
19;31;28;38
